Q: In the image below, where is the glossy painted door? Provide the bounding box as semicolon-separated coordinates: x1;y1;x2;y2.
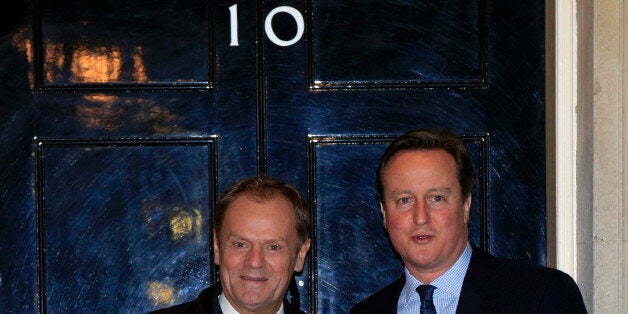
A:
0;1;545;313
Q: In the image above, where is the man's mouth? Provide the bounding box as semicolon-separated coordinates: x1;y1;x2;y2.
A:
413;234;433;241
241;275;268;282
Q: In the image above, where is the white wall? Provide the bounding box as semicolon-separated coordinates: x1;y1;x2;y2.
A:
554;1;627;312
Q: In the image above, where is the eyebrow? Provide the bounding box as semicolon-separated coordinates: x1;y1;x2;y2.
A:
427;187;453;194
226;234;289;244
389;187;454;195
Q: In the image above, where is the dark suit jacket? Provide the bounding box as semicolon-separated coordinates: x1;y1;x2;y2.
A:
148;283;306;314
349;246;587;313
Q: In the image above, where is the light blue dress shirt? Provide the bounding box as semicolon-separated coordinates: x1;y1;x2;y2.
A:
397;242;472;314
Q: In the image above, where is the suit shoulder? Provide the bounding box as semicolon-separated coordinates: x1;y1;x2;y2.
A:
147;300;199;314
463;249;587;312
349;276;404;314
473;248;572;279
503;260;586;311
147;285;217;314
494;255;576;282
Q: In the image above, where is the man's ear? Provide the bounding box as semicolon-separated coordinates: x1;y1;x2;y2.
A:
379;202;387;228
463;195;471;224
212;229;220;266
294;239;311;272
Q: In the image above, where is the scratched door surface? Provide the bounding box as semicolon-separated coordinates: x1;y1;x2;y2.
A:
0;1;545;313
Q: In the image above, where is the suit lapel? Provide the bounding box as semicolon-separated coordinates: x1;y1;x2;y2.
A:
456;247;503;314
199;283;222;314
387;276;406;312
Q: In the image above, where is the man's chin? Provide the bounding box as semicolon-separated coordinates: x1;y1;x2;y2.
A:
234;294;280;313
234;289;272;305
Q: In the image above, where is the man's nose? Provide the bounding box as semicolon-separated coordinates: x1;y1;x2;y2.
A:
245;246;265;268
413;202;430;225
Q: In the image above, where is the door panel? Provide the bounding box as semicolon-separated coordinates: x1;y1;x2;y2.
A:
36;0;212;90
306;135;488;313
308;0;486;88
0;0;545;313
37;139;216;312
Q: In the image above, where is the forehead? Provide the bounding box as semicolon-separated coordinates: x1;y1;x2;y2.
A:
220;193;297;235
383;149;458;186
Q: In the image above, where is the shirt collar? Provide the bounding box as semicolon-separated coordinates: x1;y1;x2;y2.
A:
399;242;472;305
432;242;472;297
218;292;285;314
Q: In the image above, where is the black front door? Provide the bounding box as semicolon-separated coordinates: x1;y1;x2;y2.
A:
0;1;545;313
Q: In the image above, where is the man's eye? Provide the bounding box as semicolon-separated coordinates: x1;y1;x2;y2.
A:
234;242;246;248
269;244;280;251
430;195;445;203
397;197;412;205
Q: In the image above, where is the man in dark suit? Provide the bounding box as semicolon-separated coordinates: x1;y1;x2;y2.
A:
150;176;311;314
350;129;587;313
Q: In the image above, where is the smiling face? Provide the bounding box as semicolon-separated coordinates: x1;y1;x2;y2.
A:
380;149;471;283
213;192;310;314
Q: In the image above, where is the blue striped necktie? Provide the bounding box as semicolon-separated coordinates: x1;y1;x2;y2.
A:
416;285;437;314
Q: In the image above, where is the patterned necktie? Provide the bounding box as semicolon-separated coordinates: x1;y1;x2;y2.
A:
416;285;437;314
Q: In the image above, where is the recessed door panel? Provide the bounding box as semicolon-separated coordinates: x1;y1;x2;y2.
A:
37;139;216;312
306;134;489;313
309;0;486;89
36;0;212;90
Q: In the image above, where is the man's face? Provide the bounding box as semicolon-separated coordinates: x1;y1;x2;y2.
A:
214;192;310;314
381;149;470;283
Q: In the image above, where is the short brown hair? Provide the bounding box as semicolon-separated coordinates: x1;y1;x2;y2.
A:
375;128;476;204
214;176;310;246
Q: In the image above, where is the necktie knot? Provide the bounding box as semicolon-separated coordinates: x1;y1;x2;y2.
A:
416;285;437;314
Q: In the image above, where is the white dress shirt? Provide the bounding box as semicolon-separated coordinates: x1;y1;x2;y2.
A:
218;292;286;314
